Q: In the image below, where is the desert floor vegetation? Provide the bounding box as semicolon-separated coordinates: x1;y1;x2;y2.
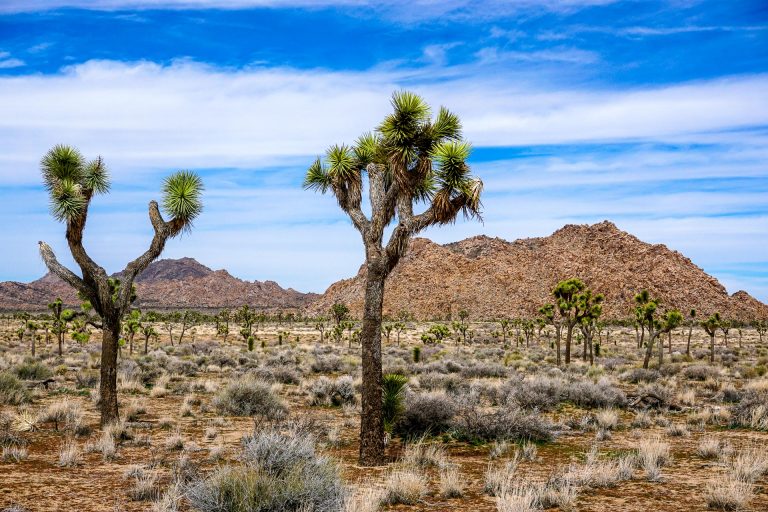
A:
0;318;767;511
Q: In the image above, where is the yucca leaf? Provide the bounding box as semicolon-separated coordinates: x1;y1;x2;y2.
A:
162;170;203;228
50;178;86;221
303;157;332;192
82;157;110;195
41;144;84;191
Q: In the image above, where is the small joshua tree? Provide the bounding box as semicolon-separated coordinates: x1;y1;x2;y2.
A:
141;311;158;354
719;318;731;347
576;289;604;365
123;309;141;356
330;302;350;327
701;313;721;364
305;91;482;465
686;308;697;356
48;297;76;356
216;308;231;343
236;305;257;346
754;319;767;343
314;316;328;343
38;145;203;425
539;303;561;363
497;318;512;346
636;292;683;369
552;278;587;365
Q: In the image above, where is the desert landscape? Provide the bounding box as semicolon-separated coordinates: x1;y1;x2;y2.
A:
1;1;767;512
1;221;767;511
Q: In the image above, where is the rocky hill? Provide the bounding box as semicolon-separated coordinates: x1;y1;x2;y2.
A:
308;221;768;322
0;258;317;312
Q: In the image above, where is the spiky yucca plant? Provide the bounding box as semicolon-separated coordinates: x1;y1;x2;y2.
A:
382;373;408;434
305;91;482;465
38;145;203;425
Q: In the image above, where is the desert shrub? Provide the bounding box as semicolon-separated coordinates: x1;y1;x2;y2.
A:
13;361;52;380
255;367;301;386
730;390;768;430
619;368;660;384
439;466;464;498
566;379;626;408
502;376;564;411
396;391;457;438
212;377;286;419
188;427;344;512
682;364;719;381
461;362;508;379
311;355;343;374
0;372;31;405
416;372;465;393
452;403;553;443
309;376;356;407
75;371;99;389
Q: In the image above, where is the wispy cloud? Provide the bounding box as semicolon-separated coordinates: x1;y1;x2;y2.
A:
0;51;24;68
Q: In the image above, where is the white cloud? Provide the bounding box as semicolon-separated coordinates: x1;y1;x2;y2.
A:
1;59;766;185
0;59;766;300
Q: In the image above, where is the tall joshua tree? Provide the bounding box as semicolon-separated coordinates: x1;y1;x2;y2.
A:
701;313;721;364
553;278;587;365
637;293;683;369
38;145;203;425
304;91;482;466
539;303;561;365
685;308;697;356
576;289;604;365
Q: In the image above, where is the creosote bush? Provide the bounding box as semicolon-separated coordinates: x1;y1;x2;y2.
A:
212;376;286;419
0;372;31;405
187;425;345;512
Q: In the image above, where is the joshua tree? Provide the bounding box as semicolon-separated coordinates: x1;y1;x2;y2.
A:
176;309;200;344
38;145;203;425
141;311;158;354
314;316;328;343
163;311;181;345
576;289;604;365
719;318;731;347
686;308;697;356
48;297;76;356
123;309;141;355
539;303;561;365
382;323;394;344
636;293;683;369
521;319;536;348
452;310;470;344
553;278;587;365
216;309;231;343
236;305;257;346
330;302;350;327
393;321;407;346
634;289;650;348
702;313;721;364
753;319;766;343
497;318;512;346
304;91;482;465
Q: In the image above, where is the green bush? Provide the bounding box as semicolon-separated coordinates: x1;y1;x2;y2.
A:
212;376;286;419
14;361;53;381
0;372;31;405
187;427;344;512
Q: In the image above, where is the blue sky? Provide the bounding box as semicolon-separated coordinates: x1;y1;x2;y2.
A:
0;0;767;301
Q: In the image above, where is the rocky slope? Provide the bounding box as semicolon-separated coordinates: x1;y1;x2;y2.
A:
0;258;316;312
308;221;768;322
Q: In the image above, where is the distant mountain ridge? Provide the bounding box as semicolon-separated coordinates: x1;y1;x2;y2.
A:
308;221;768;322
0;258;317;312
2;221;766;320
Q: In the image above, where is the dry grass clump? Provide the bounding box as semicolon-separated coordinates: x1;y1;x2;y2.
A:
697;438;732;460
728;446;768;483
636;437;671;481
2;445;28;462
594;409;619;430
496;482;539;512
343;485;384;512
439;465;465;498
704;476;753;510
0;372;31;405
57;438;81;467
485;460;519;496
402;439;448;469
382;468;428;505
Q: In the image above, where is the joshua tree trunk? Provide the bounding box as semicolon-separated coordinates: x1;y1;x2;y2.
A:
643;332;659;369
100;316;121;425
565;323;575;365
359;265;386;466
709;333;715;363
554;325;562;366
58;331;64;356
144;334;150;355
30;331;35;357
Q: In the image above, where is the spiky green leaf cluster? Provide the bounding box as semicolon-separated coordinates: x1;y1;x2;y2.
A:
162;170;204;227
41;145;111;222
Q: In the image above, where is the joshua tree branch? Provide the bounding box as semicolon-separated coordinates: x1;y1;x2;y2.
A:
38;241;97;305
